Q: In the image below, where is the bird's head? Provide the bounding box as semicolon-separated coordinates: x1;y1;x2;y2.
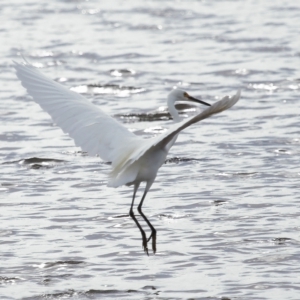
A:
168;89;211;107
167;89;211;122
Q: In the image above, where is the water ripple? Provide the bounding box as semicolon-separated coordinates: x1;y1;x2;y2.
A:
1;0;300;299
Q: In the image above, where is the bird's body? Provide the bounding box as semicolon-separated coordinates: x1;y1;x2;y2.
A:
14;61;240;254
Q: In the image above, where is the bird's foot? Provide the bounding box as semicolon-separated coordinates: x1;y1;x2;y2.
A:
142;236;149;256
151;231;157;254
145;232;156;254
147;233;152;242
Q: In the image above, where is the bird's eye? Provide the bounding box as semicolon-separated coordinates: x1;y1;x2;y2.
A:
183;92;189;98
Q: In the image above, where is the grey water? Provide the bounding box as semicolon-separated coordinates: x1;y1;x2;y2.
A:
1;0;300;299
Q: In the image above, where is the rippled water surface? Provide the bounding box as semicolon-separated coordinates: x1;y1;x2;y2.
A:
1;0;300;299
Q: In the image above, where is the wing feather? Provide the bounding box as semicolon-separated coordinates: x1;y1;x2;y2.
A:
155;90;241;148
115;90;241;173
14;61;140;162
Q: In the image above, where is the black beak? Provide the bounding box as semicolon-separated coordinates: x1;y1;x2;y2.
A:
187;95;211;106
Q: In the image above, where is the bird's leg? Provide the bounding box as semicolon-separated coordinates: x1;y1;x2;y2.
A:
129;183;149;255
137;182;157;254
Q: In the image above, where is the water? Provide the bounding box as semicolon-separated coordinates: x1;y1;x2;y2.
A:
1;0;300;299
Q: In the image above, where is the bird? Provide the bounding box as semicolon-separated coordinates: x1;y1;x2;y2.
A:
14;61;240;255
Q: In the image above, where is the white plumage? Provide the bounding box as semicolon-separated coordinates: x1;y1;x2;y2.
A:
14;61;240;254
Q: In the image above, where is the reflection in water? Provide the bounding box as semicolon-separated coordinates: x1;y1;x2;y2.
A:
116;102;202;123
109;69;136;77
2;157;65;169
71;83;145;96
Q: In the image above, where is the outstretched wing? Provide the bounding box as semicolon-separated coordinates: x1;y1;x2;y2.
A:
14;61;140;162
115;90;241;173
155;90;241;148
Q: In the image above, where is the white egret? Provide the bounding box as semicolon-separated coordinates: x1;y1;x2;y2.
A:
14;61;240;254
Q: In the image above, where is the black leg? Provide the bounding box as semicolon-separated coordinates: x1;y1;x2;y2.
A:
129;183;149;255
137;184;157;254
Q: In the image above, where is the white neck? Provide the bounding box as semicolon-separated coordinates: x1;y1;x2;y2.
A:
167;94;180;123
